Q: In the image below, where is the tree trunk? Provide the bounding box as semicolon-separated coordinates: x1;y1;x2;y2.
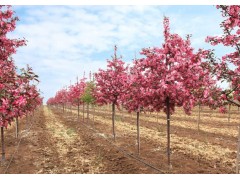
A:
93;105;95;128
16;117;19;139
137;111;140;155
112;103;116;141
121;106;124;121
198;104;201;132
236;126;240;174
87;103;89;120
228;104;231;122
77;100;80;121
25;113;28;130
83;103;85;122
166;97;171;166
1;127;5;162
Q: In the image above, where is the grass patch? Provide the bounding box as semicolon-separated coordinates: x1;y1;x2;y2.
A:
66;128;75;136
115;115;122;122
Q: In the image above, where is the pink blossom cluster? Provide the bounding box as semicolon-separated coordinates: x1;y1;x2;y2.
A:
0;6;42;128
206;5;240;107
94;46;128;108
121;17;217;115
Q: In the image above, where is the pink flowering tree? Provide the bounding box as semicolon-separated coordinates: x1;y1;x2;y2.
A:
72;77;86;120
54;88;68;113
0;5;26;162
12;66;40;138
0;5;26;127
0;5;41;162
206;5;240;109
94;45;128;141
47;77;86;121
135;17;216;165
121;59;150;155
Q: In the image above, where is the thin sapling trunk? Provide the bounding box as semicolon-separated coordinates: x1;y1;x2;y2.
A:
137;111;140;155
87;103;89;120
236;126;240;174
1;127;5;162
83;103;85;122
198;104;201;132
93;105;95;128
16;117;19;139
228;104;231;122
112;102;116;141
166;96;171;167
77;100;80;121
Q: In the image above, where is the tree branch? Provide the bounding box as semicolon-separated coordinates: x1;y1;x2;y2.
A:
226;96;240;107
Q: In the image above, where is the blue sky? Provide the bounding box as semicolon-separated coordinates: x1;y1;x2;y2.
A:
8;5;233;103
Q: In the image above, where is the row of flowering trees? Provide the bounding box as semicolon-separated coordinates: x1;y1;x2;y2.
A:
47;5;240;166
47;76;86;119
0;6;42;162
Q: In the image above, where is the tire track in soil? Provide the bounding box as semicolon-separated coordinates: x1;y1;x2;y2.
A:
50;108;158;174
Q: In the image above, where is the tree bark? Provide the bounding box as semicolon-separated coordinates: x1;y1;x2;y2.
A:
25;113;28;130
87;103;89;120
93;105;95;128
121;106;124;121
16;117;19;139
228;104;231;122
1;127;5;162
198;104;201;132
236;126;240;174
77;100;80;121
166;96;171;166
83;103;85;122
112;103;116;141
137;111;140;155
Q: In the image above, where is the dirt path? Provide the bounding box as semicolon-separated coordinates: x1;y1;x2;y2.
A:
0;108;42;173
1;107;104;173
1;105;237;174
49;108;159;174
1;106;160;174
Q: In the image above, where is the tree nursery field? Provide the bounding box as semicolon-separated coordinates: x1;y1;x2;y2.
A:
0;105;239;174
1;5;240;174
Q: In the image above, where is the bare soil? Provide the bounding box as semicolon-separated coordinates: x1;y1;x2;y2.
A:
0;105;239;174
